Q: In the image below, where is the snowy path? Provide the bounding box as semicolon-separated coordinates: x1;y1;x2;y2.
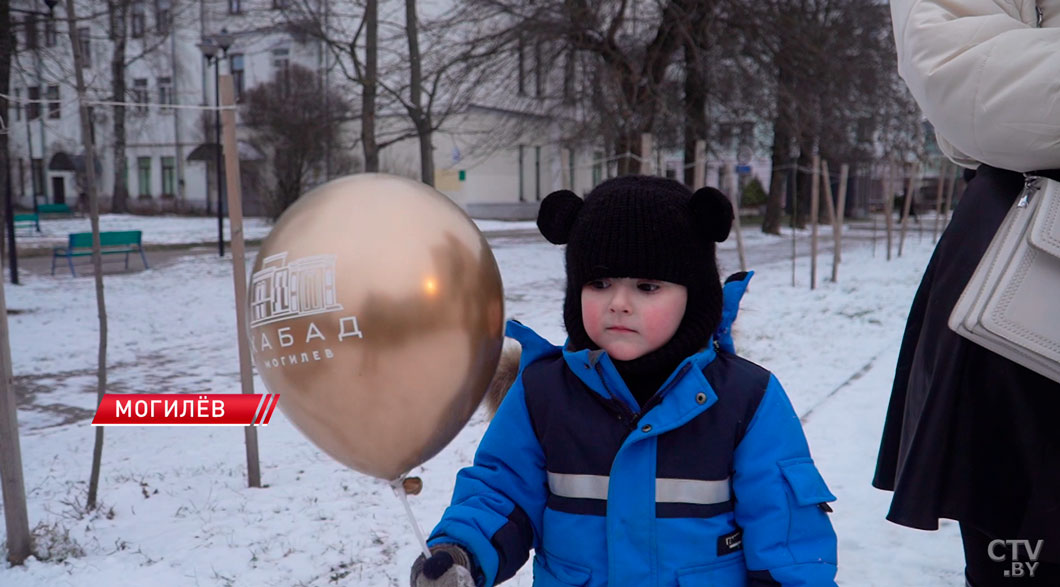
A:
805;345;964;586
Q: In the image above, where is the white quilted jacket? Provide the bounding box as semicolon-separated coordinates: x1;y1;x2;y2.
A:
891;0;1060;171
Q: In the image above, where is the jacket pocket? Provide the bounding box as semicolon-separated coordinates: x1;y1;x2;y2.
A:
676;555;748;586
778;457;836;508
532;553;592;587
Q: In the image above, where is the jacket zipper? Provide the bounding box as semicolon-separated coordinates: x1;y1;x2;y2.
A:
592;364;638;429
633;364;694;426
1018;175;1042;208
592;362;698;429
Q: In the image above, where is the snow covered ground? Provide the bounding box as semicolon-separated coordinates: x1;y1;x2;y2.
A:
1;215;963;586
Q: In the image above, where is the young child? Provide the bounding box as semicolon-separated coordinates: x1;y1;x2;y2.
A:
410;176;837;587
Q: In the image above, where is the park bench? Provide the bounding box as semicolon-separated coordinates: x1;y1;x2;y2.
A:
37;203;75;217
51;230;149;277
14;213;40;232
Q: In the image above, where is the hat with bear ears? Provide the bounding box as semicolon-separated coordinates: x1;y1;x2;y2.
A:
537;175;734;378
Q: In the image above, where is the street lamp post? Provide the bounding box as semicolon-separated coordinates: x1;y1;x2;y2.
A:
198;28;233;258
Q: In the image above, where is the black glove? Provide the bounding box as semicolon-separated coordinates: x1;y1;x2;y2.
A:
410;544;476;587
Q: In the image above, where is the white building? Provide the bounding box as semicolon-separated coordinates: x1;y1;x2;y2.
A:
5;0;769;219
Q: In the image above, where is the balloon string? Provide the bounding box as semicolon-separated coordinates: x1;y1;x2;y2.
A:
391;476;432;559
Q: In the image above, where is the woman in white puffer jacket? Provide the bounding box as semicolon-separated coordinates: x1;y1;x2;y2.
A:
873;0;1060;585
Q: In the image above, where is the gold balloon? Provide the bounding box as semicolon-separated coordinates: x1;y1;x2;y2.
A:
247;173;505;480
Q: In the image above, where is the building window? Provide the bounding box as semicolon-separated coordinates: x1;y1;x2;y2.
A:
228;0;242;14
272;48;289;88
87;107;97;144
46;85;60;119
132;78;149;113
14;88;21;121
131;1;146;38
272;48;289;73
161;156;175;196
27;87;40;121
568;148;576;190
534;41;545;98
534;145;542;200
158;76;173;109
24;16;38;49
517;144;525;202
78;28;91;68
31;159;44;198
45;20;57;47
739;121;755;149
230;54;245;100
718;123;734;151
155;0;171;34
516;36;526;96
563;49;576;103
137;157;152;197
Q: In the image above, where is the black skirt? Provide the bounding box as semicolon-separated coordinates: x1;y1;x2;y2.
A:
873;165;1060;563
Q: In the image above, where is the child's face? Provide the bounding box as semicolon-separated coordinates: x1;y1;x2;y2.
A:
580;278;687;361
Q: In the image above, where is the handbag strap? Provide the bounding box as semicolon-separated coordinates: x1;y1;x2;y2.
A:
1033;169;1060;182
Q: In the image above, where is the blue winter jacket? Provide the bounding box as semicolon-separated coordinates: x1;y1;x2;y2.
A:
429;273;838;586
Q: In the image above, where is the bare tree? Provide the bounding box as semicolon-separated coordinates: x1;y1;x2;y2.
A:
363;0;378;171
107;0;130;212
723;0;920;233
450;0;723;176
60;0;108;511
243;64;351;219
280;0;515;183
105;0;179;213
404;0;430;183
0;0;32;561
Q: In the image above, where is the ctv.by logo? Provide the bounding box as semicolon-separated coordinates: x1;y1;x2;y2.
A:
988;539;1044;578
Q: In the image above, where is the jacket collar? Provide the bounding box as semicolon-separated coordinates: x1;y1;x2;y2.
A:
504;272;752;416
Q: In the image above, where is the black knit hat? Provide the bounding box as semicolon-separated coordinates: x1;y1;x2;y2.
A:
537;175;734;378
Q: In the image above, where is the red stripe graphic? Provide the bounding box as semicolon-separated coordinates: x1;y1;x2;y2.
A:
254;394;272;425
261;394;280;425
250;393;268;425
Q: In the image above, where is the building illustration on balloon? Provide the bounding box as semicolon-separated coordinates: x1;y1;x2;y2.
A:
249;252;344;328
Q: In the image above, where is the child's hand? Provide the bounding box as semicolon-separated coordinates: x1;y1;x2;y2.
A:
409;544;476;587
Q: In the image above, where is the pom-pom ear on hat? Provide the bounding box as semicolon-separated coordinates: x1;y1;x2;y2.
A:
691;187;735;242
537;189;583;244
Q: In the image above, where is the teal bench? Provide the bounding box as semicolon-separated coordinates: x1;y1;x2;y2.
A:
51;231;149;276
14;213;40;232
37;203;74;217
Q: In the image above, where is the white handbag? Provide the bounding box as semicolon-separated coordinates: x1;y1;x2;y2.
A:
948;175;1060;383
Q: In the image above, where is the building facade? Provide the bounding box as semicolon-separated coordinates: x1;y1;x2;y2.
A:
6;0;771;218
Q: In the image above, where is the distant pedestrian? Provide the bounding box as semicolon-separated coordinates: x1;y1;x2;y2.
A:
893;190;919;223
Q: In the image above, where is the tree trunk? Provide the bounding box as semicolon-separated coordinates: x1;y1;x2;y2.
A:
682;41;708;187
109;1;128;213
0;0;32;565
416;117;433;186
763;118;790;235
405;0;433;185
763;51;797;235
614;131;638;177
362;0;378;171
794;134;814;228
67;0;108;511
